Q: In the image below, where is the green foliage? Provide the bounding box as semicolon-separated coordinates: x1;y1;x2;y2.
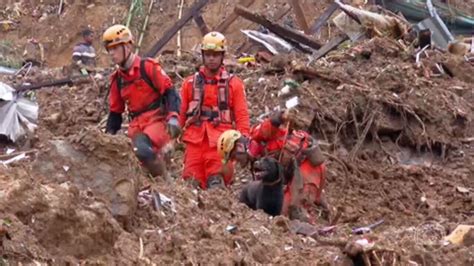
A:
0;40;22;69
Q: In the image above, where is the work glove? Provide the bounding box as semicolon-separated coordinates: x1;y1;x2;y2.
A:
167;117;181;139
302;144;326;166
105;112;122;134
270;109;295;127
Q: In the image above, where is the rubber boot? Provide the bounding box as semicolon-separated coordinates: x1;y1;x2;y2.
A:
206;175;225;190
143;157;173;183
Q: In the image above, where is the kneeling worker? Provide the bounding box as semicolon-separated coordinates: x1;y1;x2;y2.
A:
103;25;181;180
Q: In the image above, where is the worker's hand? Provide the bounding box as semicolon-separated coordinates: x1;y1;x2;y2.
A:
270;110;285;127
167;117;181;139
105;112;122;135
281;108;297;123
270;109;295;126
219;164;234;183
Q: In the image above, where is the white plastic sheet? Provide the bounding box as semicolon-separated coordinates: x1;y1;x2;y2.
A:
0;82;38;141
0;66;17;75
240;30;294;54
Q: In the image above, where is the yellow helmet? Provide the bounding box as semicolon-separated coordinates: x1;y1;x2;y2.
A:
217;130;242;162
103;25;133;49
201;31;226;52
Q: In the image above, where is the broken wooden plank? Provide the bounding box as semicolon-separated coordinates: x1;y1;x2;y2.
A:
311;34;349;61
309;2;338;34
234;5;322;50
334;1;362;25
193;13;210;36
237;5;293;53
177;0;185;57
215;0;254;33
288;0;310;34
145;0;210;57
292;64;341;83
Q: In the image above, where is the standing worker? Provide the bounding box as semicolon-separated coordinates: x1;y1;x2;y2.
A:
179;31;250;189
72;29;97;68
102;25;181;180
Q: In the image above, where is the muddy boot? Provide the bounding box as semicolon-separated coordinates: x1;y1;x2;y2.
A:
303;144;326;166
143;158;172;183
206;175;224;190
132;134;173;182
318;193;339;225
143;158;163;176
288;205;309;223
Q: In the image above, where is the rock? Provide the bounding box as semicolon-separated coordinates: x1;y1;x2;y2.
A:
441;56;474;83
34;136;139;225
0;179;122;258
44;112;62;123
444;225;474;246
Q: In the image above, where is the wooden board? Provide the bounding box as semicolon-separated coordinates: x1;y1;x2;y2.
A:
145;0;210;57
235;5;322;50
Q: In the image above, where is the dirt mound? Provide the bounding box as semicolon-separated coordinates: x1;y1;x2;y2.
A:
0;171;123;262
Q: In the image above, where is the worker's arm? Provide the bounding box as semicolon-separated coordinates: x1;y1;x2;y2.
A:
251;108;292;141
72;44;96;65
179;78;192;128
250;118;280;142
147;60;180;120
230;77;250;136
72;44;83;63
106;74;125;134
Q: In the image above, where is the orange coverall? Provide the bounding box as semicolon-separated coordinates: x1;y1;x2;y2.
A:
109;56;178;152
179;66;250;189
248;119;326;218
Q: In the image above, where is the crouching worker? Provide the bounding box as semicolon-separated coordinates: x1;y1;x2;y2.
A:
103;25;181;180
218;110;329;222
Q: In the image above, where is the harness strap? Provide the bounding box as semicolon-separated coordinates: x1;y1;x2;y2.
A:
140;58;160;95
186;70;234;125
115;58;164;118
116;58;160;95
128;98;162;119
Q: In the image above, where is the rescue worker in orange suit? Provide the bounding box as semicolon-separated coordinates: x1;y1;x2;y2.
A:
179;31;250;189
218;110;329;223
103;25;181;179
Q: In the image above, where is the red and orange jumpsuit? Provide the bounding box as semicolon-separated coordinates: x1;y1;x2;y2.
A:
179;66;250;189
248;119;326;218
109;56;178;153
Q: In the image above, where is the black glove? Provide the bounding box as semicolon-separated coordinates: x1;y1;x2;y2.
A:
270;109;295;127
167;117;181;139
163;87;181;114
105;112;122;134
270;110;285;127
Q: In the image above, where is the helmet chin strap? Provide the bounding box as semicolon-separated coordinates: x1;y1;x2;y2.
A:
119;45;133;69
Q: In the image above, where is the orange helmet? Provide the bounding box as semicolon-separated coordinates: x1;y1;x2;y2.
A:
102;25;133;49
201;31;226;52
217;130;242;162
